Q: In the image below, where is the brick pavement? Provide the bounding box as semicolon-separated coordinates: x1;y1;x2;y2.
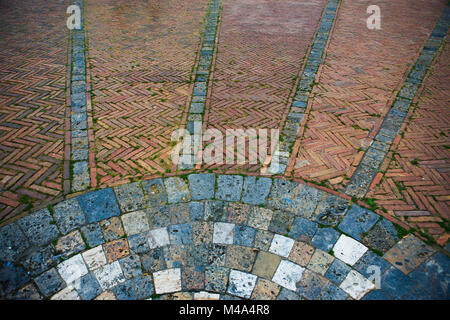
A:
0;0;68;221
290;0;447;188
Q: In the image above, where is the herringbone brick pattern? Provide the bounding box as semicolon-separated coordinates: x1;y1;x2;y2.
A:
204;0;327;172
292;0;447;187
367;40;450;245
0;0;67;221
87;0;208;186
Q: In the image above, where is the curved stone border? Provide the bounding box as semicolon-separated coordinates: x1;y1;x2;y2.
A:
0;174;448;300
345;5;450;197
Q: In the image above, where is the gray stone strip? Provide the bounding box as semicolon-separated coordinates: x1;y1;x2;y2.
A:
268;0;340;174
345;5;450;198
179;0;221;170
0;174;447;300
70;0;90;192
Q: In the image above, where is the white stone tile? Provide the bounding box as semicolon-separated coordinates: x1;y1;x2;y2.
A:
272;260;305;291
269;234;295;258
213;222;235;245
154;268;182;294
82;245;107;271
194;291;220;300
93;261;125;290
51;286;80;300
227;269;257;299
57;254;88;284
340;270;375;300
333;234;368;265
121;210;150;236
147;228;170;248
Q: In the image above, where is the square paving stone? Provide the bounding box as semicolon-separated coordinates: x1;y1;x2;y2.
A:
77;188;121;223
215;175;243;201
321;283;348;300
185;244;211;267
119;254;143;279
311;227;340;252
252;251;281;279
225;245;257;272
338;205;379;240
313;193;350;226
190;202;204;221
353;251;391;279
0;223;30;262
227;270;257;298
142;178;167;206
22;245;57;277
254;230;274;251
206;244;226;267
164;177;191;203
51;286;80;300
296;269;329;300
127;232;150;255
103;239;130;263
227;203;251;224
121;210;150;236
55;230;86;258
154;268;182;294
241;176;272;205
325;259;351;284
163;245;187;268
268;210;295;234
192;221;213;244
114;182;147;213
147;206;170;228
233;225;255;246
73;273;102;300
33;268;65;297
205;266;229;293
141;248;166;273
53;198;87;235
251;278;280;300
57;254;88;284
169;223;193;245
194;291;220;300
10;283;42;300
182;266;205;291
277;288;301;300
188;173;215;200
204;200;228;222
17;209;60;246
288;241;315;267
289;217;318;242
361;218;399;253
248;207;273;230
113;280;136;300
148;227;170;248
307;249;334;275
333;234;368;266
339;270;375;300
169;203;191;224
80;223;104;247
93;261;125;290
100;217;125;241
133;275;154;299
383;234;435;275
94;291;116;300
272;260;305;291
82;245;107;271
269;234;295;258
213;222;235;244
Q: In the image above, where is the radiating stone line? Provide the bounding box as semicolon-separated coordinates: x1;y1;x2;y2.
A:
345;5;450;198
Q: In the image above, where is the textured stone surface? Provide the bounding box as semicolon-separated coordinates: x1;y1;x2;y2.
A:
17;209;59;246
269;234;295;258
339;270;375;299
296;269;329;300
100;217;125;241
93;261;125;290
311;227;340;252
225;245;256;272
213;222;235;244
164;178;191;203
288;241;315;267
55;230;86;258
215;175;243;201
338;205;379;240
34;268;65;297
82;246;107;271
154;268;182;294
333;234;368;266
307;249;334;275
103;238;130;263
53;198;87;235
188;173;215;200
247;207;273;230
252;251;281;279
0;223;30;262
121;210;150;236
114;182;147;213
272;260;305;291
57;254;88;284
227;269;257;298
77;188;121;223
251;278;280;300
241;176;272;205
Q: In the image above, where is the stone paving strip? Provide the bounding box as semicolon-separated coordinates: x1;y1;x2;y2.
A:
0;174;447;300
70;0;91;192
270;0;339;174
179;0;221;170
345;5;450;198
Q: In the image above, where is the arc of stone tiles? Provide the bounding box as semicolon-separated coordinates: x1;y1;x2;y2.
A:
345;4;450;198
0;174;448;300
